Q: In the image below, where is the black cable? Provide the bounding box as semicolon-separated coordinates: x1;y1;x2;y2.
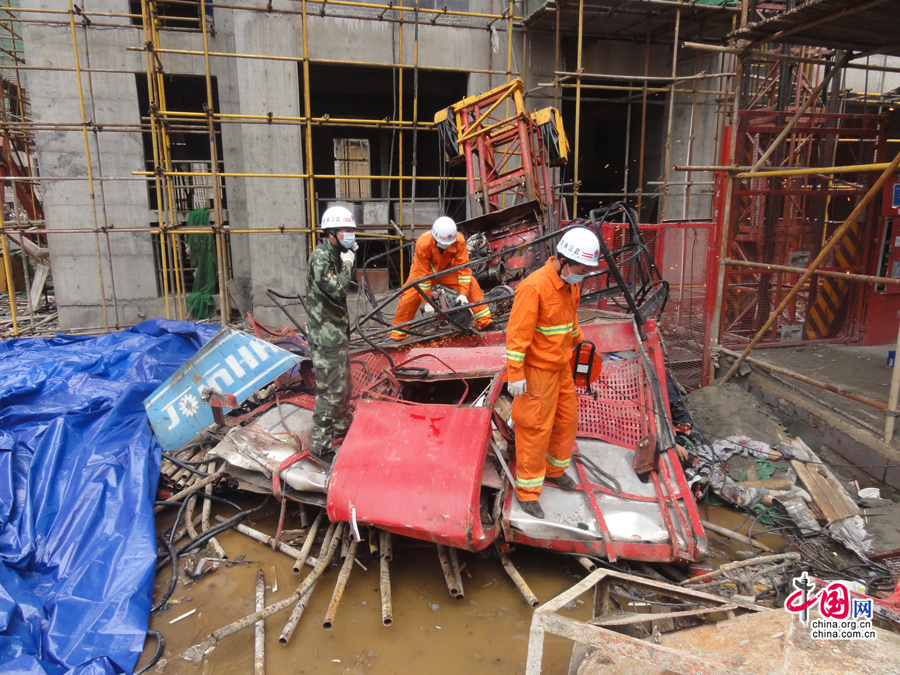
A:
189;490;242;513
160;453;212;476
746;511;766;555
152;534;178;613
164;496;272;568
167;491;195;546
134;630;165;675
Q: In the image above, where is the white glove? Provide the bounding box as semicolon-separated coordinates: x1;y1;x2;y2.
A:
456;294;469;306
508;379;527;397
422;303;436;316
350;242;359;252
340;249;356;266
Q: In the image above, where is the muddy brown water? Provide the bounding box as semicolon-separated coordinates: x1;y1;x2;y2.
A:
143;502;595;674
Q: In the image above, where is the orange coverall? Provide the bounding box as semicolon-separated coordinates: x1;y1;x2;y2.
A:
390;231;493;340
505;257;584;502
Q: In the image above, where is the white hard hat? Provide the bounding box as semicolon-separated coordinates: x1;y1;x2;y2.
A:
431;216;457;247
557;227;600;267
321;205;357;230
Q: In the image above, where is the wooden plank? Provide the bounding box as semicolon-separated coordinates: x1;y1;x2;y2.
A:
12;235;49;263
28;263;49;311
736;478;793;491
787;437;859;524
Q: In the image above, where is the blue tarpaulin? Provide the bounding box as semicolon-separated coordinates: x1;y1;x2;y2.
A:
0;320;218;674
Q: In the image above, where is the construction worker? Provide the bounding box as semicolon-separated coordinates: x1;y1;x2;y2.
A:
389;216;499;340
505;227;601;519
306;205;358;463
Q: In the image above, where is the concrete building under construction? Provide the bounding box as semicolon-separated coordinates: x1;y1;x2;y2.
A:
5;1;900;428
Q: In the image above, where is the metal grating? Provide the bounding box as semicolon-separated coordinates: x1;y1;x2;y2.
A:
872;550;900;584
577;357;651;448
350;351;392;396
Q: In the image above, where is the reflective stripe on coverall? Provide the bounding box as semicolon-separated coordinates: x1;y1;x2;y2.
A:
506;257;584;502
390;231;492;340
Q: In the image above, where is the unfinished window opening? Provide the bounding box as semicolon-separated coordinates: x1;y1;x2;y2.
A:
129;1;209;31
302;63;467;221
136;73;229;302
135;73;227;213
334;139;371;200
560;83;666;221
302;63;467;292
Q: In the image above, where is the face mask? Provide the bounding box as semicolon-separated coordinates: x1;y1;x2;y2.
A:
560;263;586;284
338;231;356;249
561;270;586;284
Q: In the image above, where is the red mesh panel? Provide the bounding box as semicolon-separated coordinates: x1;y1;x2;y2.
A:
350;351;392;397
576;357;652;447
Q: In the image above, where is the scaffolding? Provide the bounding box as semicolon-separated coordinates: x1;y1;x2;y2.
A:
0;0;522;337
3;0;900;436
0;0;745;345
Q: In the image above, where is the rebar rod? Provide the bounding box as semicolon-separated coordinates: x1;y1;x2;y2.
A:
382;528;394;562
214;516;317;565
154;465;227;514
576;556;597;573
278;579;319;644
209;523;344;642
293;510;325;573
202;462;226;559
717;346;890;412
323;539;358;629
436;544;460;597
184;494;199;541
254;568;265;675
498;549;539;607
448;546;464;600
169;515;203;547
380;530;393;626
700;519;775;554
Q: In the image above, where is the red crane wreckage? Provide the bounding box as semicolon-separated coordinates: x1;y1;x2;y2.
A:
145;80;900;657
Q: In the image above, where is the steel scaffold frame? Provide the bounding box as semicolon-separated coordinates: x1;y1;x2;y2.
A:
0;0;519;336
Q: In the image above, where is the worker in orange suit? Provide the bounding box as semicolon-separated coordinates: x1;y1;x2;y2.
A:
390;216;499;340
505;226;601;519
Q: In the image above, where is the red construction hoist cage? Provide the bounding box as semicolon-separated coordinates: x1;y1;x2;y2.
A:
435;78;567;223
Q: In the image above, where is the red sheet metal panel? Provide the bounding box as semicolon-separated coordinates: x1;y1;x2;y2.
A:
327;400;496;551
402;346;507;379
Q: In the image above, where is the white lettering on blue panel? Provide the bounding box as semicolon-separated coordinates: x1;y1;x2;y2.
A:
144;328;303;451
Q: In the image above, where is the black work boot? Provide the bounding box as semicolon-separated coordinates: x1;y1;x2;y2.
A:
482;321;502;331
310;450;335;466
545;473;577;490
519;500;544;519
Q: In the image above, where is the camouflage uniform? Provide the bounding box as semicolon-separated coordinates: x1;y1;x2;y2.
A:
306;238;354;458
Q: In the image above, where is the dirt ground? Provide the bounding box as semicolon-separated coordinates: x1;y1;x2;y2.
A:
685;382;788;447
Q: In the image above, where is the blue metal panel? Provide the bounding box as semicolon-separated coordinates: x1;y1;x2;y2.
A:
144;328;302;451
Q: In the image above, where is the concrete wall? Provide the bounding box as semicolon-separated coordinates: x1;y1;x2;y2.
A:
664;51;728;222
22;0;156;329
20;0;498;329
845;55;900;99
20;0;247;328
522;31;719;222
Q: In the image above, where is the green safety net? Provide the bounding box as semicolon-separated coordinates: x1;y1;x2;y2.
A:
185;208;217;320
